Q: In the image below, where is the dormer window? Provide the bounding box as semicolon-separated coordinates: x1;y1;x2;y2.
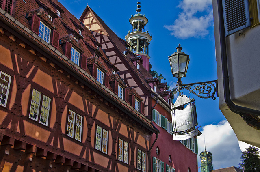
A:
135;98;140;112
47;14;52;21
137;63;140;70
39;21;51;43
153;85;157;92
97;68;104;84
118;85;124;99
57;10;60;17
71;47;80;65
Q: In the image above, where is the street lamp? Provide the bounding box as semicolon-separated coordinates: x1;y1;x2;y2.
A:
168;44;217;100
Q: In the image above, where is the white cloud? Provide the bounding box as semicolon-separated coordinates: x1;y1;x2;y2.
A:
164;0;213;39
197;120;242;170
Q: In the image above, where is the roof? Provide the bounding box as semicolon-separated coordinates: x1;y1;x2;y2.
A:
212;166;242;172
0;0;158;134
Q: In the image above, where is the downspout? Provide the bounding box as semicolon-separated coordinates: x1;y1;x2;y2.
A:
148;94;159;172
148;123;159;172
217;0;260;128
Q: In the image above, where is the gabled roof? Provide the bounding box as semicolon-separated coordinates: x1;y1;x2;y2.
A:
212;166;242;172
80;6;153;91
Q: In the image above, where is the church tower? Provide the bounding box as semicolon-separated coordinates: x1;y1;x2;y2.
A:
125;2;152;71
200;148;213;172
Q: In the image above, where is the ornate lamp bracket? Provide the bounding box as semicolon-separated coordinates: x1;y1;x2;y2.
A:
178;80;218;100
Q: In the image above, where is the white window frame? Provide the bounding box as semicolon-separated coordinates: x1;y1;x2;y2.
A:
57;10;60;17
39;21;51;43
137;149;146;172
95;125;108;154
97;68;104;84
118;85;124;99
71;47;80;66
0;71;11;107
29;88;51;126
118;138;129;164
66;109;82;142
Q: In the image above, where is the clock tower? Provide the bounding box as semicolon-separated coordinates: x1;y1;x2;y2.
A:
199;148;213;172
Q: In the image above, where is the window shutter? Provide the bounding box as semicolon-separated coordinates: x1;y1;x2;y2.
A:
114;80;118;94
153;157;156;172
64;42;72;58
132;95;135;108
184;140;187;147
195;138;198;154
161;161;164;172
51;30;60;48
223;0;250;36
92;63;97;79
125;88;129;103
249;0;259;27
105;74;110;87
31;14;40;35
165;117;168;131
161;115;165;129
140;101;144;114
152;109;156;122
80;55;87;70
166;164;169;172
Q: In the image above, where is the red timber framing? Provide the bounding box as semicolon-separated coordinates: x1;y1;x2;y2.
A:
80;5;198;172
0;1;158;172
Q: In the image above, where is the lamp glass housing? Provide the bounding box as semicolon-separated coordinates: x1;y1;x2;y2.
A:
169;53;189;78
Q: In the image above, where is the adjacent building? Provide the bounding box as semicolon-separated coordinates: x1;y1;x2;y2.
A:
212;0;260;147
0;0;199;171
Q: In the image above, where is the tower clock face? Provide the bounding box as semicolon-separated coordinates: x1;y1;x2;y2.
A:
201;157;206;162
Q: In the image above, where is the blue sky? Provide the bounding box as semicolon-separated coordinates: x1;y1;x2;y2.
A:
58;0;243;170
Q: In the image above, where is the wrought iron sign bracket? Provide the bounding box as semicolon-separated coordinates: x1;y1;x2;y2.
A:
178;80;218;100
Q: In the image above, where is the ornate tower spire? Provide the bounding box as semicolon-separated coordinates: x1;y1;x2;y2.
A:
199;148;213;172
125;2;152;71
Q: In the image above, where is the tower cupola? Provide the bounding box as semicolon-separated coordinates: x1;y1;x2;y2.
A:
125;2;152;71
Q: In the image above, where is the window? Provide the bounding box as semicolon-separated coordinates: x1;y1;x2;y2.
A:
118;85;124;99
71;47;80;65
29;89;51;126
137;63;140;69
57;10;60;17
135;98;140;112
66;109;83;142
95;125;108;154
39;21;51;43
153;85;157;92
79;30;82;36
0;71;11;108
166;164;175;172
118;138;128;164
153;157;164;172
47;14;52;21
137;149;146;172
97;68;104;84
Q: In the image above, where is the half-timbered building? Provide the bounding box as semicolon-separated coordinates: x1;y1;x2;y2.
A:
0;0;159;171
80;3;199;172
